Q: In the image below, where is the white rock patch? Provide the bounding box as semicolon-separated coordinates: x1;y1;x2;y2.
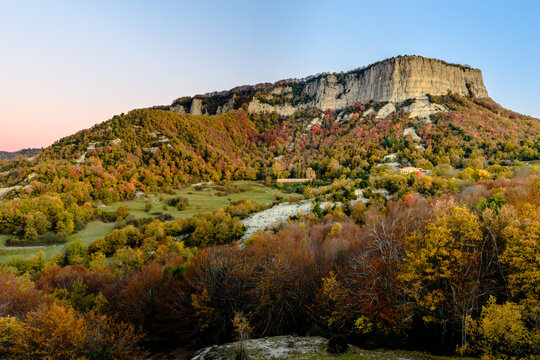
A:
0;185;22;198
376;103;396;119
403;95;446;123
383;153;398;162
306;117;321;130
403;127;422;142
192;335;327;360
241;201;312;241
362;108;375;117
75;142;98;164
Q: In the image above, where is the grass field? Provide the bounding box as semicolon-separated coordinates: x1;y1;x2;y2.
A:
100;181;281;219
0;221;116;262
0;181;281;263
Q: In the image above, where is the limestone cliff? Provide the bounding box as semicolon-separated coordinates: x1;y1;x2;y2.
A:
162;55;488;116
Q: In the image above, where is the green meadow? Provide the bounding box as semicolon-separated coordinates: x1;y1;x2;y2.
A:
0;181;281;262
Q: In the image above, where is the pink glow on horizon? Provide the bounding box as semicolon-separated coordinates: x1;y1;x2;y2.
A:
1;1;538;153
0;94;136;152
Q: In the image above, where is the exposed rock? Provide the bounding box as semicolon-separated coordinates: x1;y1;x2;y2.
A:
190;98;204;115
191;335;327;360
216;95;235;114
373;189;390;199
383;153;398;162
143;147;159;154
377;162;400;171
165;56;488;116
75;142;98;164
362;108;375;117
306;117;321;130
170;104;186;114
403;127;422;142
403;95;446;121
0;185;22;198
241;200;312;242
354;189;370;203
247;98;297;116
76;154;86;164
376;103;396;118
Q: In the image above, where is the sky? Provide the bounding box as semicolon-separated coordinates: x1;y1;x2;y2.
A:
0;0;539;151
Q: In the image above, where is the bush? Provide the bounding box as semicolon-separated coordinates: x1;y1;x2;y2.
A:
306;324;325;337
327;334;348;354
234;346;250;360
166;196;189;210
115;206;128;220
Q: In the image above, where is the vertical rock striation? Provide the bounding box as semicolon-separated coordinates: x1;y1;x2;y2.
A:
162;55;488;116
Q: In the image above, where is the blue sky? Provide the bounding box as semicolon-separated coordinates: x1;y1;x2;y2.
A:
0;0;539;151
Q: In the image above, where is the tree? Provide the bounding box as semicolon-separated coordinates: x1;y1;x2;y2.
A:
461;297;539;359
0;316;28;359
24;303;87;359
0;271;46;318
400;205;488;346
500;203;539;302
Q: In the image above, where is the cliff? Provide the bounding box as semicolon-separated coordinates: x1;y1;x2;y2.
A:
162;55;488;116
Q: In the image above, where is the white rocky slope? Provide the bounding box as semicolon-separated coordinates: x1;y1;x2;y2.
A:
241;201;312;241
191;335;327;360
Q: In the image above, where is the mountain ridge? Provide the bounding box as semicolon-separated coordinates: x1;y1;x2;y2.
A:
159;55;488;117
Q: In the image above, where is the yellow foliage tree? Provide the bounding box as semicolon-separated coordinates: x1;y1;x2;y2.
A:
500;203;540;302
25;303;87;360
400;205;486;345
0;316;28;359
461;297;539;359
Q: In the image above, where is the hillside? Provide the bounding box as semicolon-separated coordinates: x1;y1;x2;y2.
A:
0;55;535;194
0;148;42;160
0;56;539;360
39;108;268;182
0;56;538;249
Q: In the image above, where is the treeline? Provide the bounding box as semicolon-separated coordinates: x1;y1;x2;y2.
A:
0;196;94;245
0;177;538;359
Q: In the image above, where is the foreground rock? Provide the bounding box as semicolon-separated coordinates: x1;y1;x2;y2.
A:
191;335;327;360
188;335;470;360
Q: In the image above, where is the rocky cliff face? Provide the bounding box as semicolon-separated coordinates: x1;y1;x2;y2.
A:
163;56;488;116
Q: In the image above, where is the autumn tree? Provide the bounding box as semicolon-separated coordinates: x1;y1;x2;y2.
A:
400;204;490;346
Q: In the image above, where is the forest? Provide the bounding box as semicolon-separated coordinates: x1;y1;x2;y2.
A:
0;93;539;359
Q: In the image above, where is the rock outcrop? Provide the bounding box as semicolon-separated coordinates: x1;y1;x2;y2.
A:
161;55;488;116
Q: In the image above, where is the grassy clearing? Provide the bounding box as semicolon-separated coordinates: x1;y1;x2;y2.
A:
0;181;281;262
100;181;282;219
0;221;116;262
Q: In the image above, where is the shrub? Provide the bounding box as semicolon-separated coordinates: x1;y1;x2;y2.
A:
327;334;348;354
166;196;189;210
